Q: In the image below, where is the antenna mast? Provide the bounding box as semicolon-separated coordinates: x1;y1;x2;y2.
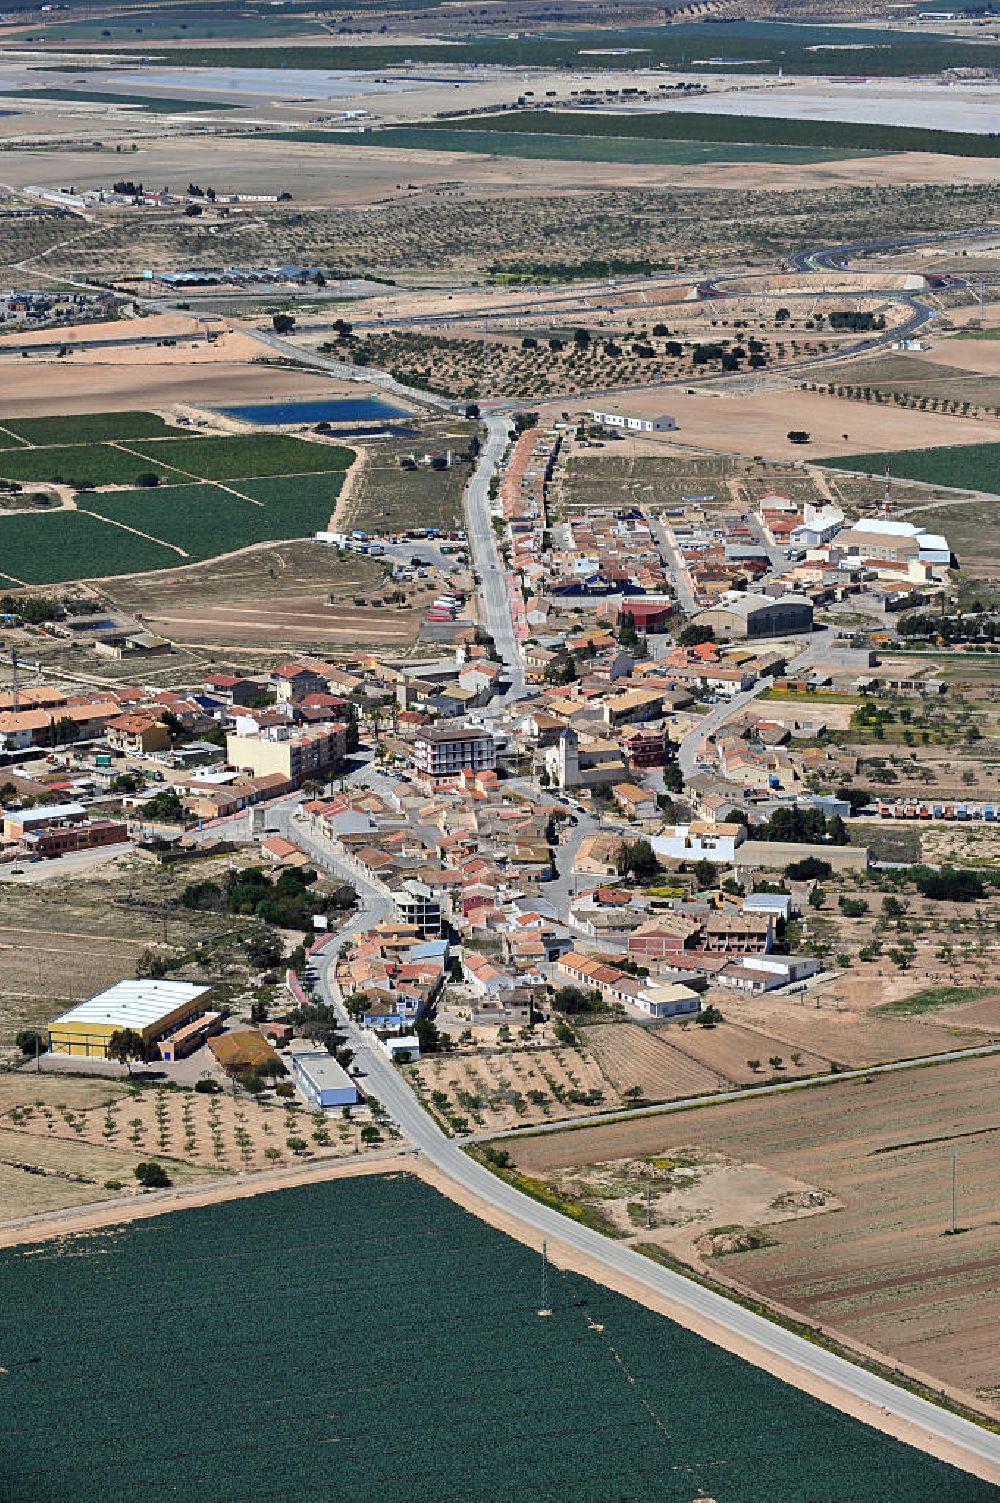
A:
883;461;892;517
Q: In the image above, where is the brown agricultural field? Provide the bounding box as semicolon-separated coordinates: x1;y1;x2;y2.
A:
0;358;345;418
0;1070;384;1220
507;1054;1000;1418
405;1043;620;1133
101;539;427;657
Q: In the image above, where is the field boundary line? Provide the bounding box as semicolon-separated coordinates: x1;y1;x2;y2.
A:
75;506;187;557
108;441;271;506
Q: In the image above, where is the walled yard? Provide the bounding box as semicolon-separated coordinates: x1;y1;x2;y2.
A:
506;1054;1000;1419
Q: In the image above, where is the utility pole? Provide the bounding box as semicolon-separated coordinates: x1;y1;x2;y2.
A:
538;1240;552;1316
11;647;18;715
951;1150;958;1235
645;1177;652;1231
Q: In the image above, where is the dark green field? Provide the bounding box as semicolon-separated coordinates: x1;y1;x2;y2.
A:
1;1173;995;1503
280;126;866;167
0;413;352;581
15;88;239;112
434;109;1000;161
0;410;179;446
83;473;344;562
132;433;353;480
16;5;325;42
824;442;1000;494
101;20;1000;77
0;444;176;488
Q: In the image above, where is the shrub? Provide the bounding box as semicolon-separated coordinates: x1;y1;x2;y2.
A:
785;857;833;881
194;1078;221;1094
134;1161;171;1189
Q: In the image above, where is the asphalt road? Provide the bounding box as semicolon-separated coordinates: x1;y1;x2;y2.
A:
463;413;526;700
647;510;696;614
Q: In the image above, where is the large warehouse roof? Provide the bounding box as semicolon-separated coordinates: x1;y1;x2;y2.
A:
51;980;210;1032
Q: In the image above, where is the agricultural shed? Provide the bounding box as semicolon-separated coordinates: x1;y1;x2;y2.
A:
48;980;210;1059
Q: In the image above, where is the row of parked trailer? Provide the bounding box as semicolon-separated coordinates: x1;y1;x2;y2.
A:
876;800;997;821
425;592;465;624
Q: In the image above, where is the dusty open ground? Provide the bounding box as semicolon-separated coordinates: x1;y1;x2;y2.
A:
6;130;1000;205
0;359;347;416
557;385;1000;460
508;1054;1000;1423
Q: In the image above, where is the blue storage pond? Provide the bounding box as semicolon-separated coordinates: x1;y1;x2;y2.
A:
222;397;410;425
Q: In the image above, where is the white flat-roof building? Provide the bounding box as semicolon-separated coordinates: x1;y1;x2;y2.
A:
286;1042;358;1108
592;409;677;433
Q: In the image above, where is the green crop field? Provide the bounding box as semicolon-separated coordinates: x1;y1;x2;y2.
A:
0;411;183;445
83;473;343;560
1;1173;994;1503
132;433;352;480
18;6;326;42
0;510;180;583
0;444;176;488
824;442;1000;494
279;127;866;168
431;110;1000;162
0;412;354;579
103;21;1000;78
0;423;28;450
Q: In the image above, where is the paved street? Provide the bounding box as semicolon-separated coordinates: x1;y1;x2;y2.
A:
647;510;696;615
464;414;525;701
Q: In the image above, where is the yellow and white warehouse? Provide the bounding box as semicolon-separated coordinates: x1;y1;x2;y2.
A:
48;980;210;1058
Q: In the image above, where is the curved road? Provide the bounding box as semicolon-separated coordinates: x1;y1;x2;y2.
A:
305;926;1000;1479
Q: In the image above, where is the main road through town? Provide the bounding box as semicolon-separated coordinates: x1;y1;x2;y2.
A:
464;412;526;702
303;922;1000;1479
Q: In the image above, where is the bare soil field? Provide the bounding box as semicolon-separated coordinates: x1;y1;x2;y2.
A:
652;1018;830;1084
720;990;996;1070
141;593;422;651
911;338;1000;377
810;350;1000;414
0;359;342;416
556;386;1000;460
507;1055;1000;1418
101;539;423;656
581;1022;722;1100
7;135;1000;215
